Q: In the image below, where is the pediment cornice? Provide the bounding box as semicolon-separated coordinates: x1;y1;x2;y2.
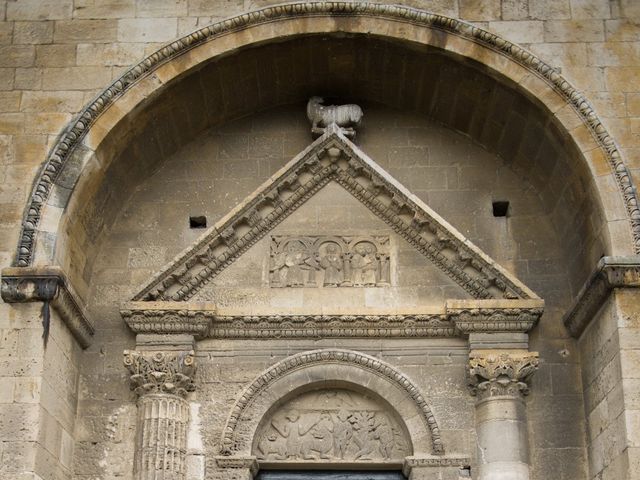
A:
132;125;539;303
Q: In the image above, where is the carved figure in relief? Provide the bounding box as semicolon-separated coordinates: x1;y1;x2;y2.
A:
320;243;344;286
299;412;334;459
306;96;363;138
349;411;377;460
257;422;288;459
257;409;302;459
372;414;395;459
270;236;390;288
333;410;354;459
351;243;378;286
254;389;410;462
271;241;314;287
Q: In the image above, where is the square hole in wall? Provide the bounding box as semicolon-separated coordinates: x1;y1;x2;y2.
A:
189;216;207;228
492;201;509;217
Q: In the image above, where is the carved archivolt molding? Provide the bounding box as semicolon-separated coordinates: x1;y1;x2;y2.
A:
133;127;536;302
468;350;539;400
220;349;444;456
123;350;196;397
15;1;640;269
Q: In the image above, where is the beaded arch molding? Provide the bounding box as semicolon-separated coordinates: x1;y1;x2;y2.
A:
15;1;640;267
219;348;445;456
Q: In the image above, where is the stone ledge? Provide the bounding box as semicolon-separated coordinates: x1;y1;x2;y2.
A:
563;256;640;338
121;299;545;339
403;455;472;476
447;299;544;334
1;266;94;348
121;301;214;338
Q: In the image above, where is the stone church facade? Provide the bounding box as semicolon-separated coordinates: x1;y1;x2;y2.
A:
0;1;639;480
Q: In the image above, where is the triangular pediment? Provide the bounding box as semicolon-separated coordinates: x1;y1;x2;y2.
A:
132;125;539;302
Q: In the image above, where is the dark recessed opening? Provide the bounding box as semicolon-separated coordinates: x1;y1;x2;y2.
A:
492;201;509;217
189;216;207;228
459;466;472;477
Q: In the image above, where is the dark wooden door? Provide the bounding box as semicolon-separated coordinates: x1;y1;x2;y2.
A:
256;472;405;480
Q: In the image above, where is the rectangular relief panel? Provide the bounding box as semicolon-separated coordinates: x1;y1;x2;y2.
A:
269;236;391;288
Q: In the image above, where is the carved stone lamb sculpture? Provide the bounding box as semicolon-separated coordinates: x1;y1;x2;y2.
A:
306;96;363;138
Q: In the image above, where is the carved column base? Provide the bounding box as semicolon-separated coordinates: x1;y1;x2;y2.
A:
136;393;190;480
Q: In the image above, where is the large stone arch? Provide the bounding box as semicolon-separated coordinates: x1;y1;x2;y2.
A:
14;1;638;288
219;349;444;457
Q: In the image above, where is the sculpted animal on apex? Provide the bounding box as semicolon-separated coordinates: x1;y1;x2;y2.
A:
306;96;363;138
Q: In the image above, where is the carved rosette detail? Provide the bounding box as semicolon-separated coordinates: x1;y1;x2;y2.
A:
123;350;196;397
468;351;539;399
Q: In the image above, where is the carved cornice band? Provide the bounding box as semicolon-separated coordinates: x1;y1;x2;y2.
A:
468;350;539;399
123;350;196;397
210;314;455;338
17;1;640;271
0;266;94;348
121;306;213;338
447;299;543;334
563;256;640;338
121;300;543;339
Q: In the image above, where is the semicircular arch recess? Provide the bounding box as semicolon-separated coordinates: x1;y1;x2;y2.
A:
219;349;444;457
16;1;637;297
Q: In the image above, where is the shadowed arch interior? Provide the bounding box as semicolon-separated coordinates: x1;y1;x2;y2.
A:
59;34;607;300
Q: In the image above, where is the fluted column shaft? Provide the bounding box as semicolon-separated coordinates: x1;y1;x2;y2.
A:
469;350;539;480
124;350;196;480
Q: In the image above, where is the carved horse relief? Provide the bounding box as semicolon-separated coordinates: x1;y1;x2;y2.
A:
253;389;410;462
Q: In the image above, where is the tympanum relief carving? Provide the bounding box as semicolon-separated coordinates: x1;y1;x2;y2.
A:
269;236;391;287
254;389;410;462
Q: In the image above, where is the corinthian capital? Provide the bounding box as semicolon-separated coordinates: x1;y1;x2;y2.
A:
468;350;539;399
123;350;196;397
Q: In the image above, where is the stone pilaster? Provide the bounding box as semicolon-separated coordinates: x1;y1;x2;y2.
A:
124;350;196;480
468;350;539;480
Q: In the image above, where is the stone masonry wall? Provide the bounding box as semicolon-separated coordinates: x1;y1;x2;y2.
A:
0;2;639;480
579;288;640;480
78;106;586;480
